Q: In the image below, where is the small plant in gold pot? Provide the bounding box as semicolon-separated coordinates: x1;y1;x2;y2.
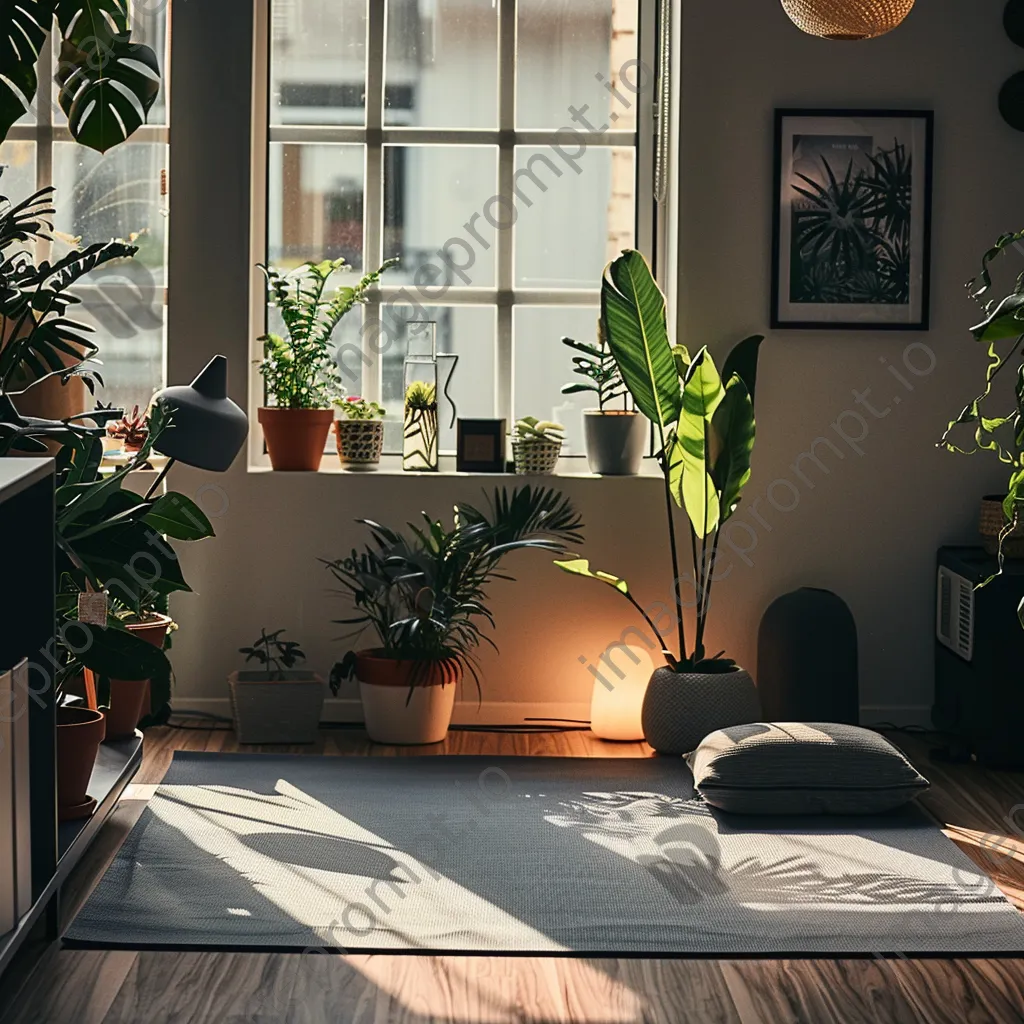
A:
334;395;385;467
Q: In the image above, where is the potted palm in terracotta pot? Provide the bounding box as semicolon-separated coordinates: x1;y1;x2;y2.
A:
257;257;396;471
556;249;765;755
561;324;646;474
324;486;583;744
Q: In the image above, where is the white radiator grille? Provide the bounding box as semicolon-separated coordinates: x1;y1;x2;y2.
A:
937;566;974;661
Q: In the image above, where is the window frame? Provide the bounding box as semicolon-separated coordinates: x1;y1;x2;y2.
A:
249;0;668;470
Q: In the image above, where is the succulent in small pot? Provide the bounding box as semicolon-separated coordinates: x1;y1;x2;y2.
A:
512;417;565;475
324;486;584;744
556;250;765;754
229;628;325;744
106;404;149;452
257;257;397;471
334;395;386;467
561;323;646;475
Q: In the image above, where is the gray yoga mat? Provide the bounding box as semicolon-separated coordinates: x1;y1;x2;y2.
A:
64;752;1024;956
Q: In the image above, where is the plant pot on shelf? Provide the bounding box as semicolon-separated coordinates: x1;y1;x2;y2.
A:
584;410;646;475
979;494;1024;558
228;670;326;744
56;706;106;821
104;613;172;741
258;407;334;471
336;419;384;467
641;667;761;756
512;439;561;475
354;650;459;745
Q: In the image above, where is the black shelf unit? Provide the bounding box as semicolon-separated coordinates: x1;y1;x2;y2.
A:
0;459;143;979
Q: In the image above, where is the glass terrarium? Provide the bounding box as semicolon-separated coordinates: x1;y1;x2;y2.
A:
402;321;458;471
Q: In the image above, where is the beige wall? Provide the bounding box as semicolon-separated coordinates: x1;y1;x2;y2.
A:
166;0;1017;724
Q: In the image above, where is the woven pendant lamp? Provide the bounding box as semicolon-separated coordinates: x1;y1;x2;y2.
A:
780;0;915;40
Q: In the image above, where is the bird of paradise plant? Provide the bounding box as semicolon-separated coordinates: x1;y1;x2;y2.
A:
555;249;762;672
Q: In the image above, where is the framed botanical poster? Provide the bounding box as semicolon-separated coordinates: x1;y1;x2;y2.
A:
771;109;933;330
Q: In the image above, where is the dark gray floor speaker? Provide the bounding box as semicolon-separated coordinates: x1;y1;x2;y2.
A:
758;587;859;723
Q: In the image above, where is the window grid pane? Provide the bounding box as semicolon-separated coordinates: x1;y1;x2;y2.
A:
266;0;648;455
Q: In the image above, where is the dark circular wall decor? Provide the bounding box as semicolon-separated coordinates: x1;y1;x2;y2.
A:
1000;70;1024;131
1006;0;1024;47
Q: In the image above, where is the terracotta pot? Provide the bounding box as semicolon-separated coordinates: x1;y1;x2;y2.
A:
258;407;334;471
354;650;459;745
56;706;107;821
105;614;172;740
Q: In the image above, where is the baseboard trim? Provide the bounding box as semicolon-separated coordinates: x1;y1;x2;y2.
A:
175;698;933;730
173;698;592;728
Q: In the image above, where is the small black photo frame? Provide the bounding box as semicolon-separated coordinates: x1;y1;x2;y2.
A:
771;109;933;330
457;419;507;473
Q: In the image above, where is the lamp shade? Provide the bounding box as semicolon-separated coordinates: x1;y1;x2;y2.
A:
152;355;248;472
780;0;915;40
590;644;654;742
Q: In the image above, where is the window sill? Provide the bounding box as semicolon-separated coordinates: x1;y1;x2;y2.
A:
247;454;664;479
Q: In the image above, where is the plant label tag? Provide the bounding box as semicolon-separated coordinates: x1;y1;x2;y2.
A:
77;592;108;626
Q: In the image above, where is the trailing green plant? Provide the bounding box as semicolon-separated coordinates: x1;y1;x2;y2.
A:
258;257;397;409
0;1;162;153
560;321;628;411
0;186;137;399
336;395;385;420
514;417;565;445
556;249;763;673
939;230;1024;621
324;486;584;696
239;628;307;680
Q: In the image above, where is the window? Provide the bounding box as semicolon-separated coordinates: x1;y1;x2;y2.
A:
259;0;659;462
0;3;171;413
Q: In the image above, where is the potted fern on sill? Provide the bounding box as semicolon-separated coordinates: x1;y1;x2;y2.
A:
556;249;765;755
561;323;646;475
257;256;396;471
324;487;583;744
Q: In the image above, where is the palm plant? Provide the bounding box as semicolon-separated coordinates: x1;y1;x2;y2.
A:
324;486;584;695
556;249;762;672
258;257;397;409
0;2;161;153
0;186;137;401
860;141;913;246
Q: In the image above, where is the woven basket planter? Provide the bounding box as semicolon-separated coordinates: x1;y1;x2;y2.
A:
336;419;384;466
228;670;325;744
979;495;1024;558
512;439;561;475
780;0;915;40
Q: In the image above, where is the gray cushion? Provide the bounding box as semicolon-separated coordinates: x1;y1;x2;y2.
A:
689;722;930;815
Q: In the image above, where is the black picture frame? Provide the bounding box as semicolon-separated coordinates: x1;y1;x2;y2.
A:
456;419;507;473
771;108;934;331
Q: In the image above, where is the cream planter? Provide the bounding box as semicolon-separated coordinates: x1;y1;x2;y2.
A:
228;670;325;744
358;678;457;745
584;411;646;475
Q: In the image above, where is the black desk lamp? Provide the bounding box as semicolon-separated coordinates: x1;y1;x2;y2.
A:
144;355;248;498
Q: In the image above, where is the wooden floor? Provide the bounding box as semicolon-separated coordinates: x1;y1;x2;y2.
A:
2;724;1024;1024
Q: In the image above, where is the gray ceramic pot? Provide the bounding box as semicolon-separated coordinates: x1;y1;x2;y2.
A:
584;411;646;475
641;667;761;756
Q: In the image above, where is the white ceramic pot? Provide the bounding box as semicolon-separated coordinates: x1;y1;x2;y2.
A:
355;651;458;745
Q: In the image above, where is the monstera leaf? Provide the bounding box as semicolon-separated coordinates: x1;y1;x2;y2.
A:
0;1;161;153
601;250;681;436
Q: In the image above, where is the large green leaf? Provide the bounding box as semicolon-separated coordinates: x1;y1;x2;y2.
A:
720;334;764;407
711;375;756;524
601;250;680;435
971;292;1024;343
143;493;216;541
54;21;160;153
75;620;168;682
0;1;51;146
552;558;629;594
668;347;723;537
